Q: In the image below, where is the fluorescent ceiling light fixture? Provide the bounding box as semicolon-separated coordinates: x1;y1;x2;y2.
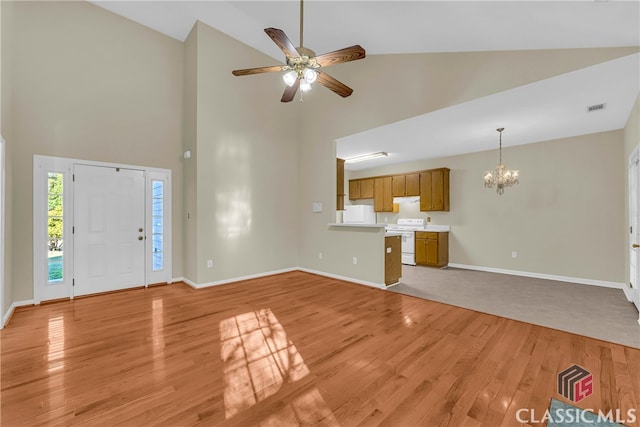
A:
344;152;388;163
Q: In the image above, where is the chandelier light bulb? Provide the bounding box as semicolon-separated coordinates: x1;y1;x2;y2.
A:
300;78;312;92
282;70;297;87
303;68;317;84
483;128;519;195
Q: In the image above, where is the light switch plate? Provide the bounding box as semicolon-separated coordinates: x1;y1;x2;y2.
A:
312;202;323;213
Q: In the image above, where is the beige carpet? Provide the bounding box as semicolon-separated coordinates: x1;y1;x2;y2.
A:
389;265;640;348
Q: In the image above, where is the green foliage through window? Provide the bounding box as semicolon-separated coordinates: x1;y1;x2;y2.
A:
48;173;64;282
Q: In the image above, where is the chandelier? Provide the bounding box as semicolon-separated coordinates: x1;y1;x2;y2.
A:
483;128;519;195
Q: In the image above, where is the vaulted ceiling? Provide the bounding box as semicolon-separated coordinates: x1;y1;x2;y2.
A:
91;1;640;170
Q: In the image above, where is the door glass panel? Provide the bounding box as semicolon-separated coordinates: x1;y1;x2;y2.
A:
151;180;164;271
47;173;64;282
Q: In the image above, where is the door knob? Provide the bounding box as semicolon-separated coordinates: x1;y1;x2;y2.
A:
633;244;640;249
138;236;143;241
139;228;143;232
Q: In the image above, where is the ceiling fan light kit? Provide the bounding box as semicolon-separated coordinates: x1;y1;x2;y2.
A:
232;0;365;102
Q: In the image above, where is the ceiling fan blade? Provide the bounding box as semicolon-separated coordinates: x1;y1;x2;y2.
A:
232;65;287;76
314;45;366;68
265;28;300;59
316;72;353;98
281;79;300;103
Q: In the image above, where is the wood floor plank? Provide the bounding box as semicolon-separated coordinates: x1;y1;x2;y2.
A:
1;271;638;426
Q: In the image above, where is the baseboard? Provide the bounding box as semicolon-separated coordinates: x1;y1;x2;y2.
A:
177;267;299;290
174;267;386;291
297;267;386;290
2;299;35;329
622;284;634;302
448;263;625;290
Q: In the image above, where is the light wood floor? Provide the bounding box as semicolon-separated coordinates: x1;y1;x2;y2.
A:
1;271;639;426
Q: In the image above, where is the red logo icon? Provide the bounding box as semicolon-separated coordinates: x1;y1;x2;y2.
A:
558;364;593;402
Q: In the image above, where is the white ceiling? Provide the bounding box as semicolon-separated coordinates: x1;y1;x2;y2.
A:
91;1;640;170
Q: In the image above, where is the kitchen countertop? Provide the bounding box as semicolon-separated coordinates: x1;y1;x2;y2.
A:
421;225;450;232
328;223;387;228
328;223;451;232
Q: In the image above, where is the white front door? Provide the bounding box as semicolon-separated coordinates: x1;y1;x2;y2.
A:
628;149;640;316
74;164;146;296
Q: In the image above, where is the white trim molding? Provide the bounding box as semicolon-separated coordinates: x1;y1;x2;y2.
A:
0;136;5;325
2;300;35;329
174;267;387;291
448;263;625;290
176;267;299;290
297;267;387;290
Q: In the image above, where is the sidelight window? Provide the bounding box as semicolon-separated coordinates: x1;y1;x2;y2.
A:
47;173;64;282
151;179;164;271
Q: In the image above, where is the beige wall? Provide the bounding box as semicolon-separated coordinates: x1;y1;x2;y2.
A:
1;0;14;314
7;1;184;301
298;48;638;285
624;95;640;160
184;21;299;284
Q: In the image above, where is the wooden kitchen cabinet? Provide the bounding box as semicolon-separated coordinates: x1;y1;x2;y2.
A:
348;179;360;200
360;178;374;199
337;158;345;210
374;176;393;212
385;235;402;285
348;178;374;200
415;231;449;267
392;173;420;197
420;168;450;211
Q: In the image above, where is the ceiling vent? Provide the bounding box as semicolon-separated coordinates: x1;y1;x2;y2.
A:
587;103;606;112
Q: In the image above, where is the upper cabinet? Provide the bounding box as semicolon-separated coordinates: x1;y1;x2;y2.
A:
349;178;374;200
420;168;450;211
392;173;420;197
374;176;393;212
337;158;345;211
348;168;450;212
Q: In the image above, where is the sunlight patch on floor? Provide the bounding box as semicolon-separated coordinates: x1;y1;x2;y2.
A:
219;309;338;425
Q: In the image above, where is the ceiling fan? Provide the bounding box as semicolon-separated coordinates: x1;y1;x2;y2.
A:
231;0;366;103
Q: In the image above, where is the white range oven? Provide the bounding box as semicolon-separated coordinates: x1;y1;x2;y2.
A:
385;219;426;265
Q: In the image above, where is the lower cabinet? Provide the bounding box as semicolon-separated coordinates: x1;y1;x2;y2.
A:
385;235;402;285
415;231;449;268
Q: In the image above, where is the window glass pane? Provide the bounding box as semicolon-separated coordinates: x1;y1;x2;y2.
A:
47;173;64;282
152;199;163;216
152;180;163;198
153;235;163;252
152;218;163;235
153;253;164;271
151;179;164;271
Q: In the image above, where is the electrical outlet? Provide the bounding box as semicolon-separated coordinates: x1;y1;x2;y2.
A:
511;251;517;259
352;257;358;265
319;252;323;259
207;259;213;268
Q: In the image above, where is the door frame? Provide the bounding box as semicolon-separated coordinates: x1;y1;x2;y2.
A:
628;146;640;324
33;155;172;304
0;136;5;326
